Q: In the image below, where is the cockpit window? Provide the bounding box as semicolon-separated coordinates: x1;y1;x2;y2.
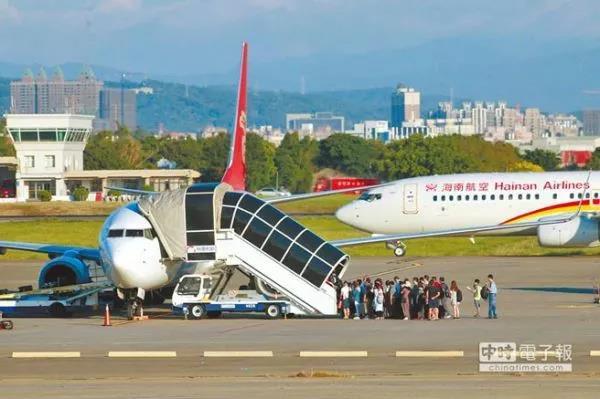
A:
108;229;124;238
125;229;144;238
358;192;382;202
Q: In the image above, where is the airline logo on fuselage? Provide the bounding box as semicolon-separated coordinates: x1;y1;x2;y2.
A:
425;180;590;192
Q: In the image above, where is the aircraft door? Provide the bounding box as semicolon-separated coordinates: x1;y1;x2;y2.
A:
403;183;418;214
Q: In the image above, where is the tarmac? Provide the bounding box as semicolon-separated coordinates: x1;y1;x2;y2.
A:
1;256;600;398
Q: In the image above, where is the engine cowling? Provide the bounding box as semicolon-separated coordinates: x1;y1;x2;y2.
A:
38;256;91;288
537;216;600;248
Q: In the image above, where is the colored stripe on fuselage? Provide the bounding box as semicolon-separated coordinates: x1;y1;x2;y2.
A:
501;199;600;225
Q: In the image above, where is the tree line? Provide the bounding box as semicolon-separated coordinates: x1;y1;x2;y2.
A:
0;116;573;193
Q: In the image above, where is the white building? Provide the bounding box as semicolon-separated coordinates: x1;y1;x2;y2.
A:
3;114;200;201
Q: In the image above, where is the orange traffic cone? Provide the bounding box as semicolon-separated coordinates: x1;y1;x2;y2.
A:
103;304;112;327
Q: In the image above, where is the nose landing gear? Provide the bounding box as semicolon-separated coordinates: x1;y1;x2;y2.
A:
386;241;407;257
118;288;147;320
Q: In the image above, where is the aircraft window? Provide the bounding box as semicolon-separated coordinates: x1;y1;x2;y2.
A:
186;194;214;231
359;192;382;202
553;193;558;199
499;194;504;200
108;229;124;238
518;194;522;200
223;192;244;206
473;195;478;201
278;217;305;240
508;194;513;200
535;194;540;200
302;257;332;287
233;209;253;235
490;194;495;200
570;193;574;199
263;230;292;261
441;195;446;201
143;229;155;240
282;244;311;274
449;195;454;201
578;193;583;199
296;230;323;252
595;193;599;199
220;206;235;229
482;195;486;200
176;277;202;295
457;195;462;201
526;194;531;200
257;204;286;227
239;194;264;213
433;195;437;202
586;193;591;199
125;229;143;237
243;217;272;248
316;244;346;266
465;195;470;201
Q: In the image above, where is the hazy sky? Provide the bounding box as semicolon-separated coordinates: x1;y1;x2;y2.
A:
1;0;599;76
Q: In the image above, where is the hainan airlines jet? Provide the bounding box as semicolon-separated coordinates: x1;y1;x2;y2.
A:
335;171;596;256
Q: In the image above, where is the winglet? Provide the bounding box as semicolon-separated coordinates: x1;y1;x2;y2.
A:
221;42;248;190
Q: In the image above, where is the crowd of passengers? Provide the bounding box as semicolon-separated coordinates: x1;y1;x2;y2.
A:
337;274;498;320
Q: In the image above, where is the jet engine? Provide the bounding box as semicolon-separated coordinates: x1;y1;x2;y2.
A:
38;256;91;288
537;216;600;248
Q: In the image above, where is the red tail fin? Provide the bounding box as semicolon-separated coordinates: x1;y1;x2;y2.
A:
221;42;248;191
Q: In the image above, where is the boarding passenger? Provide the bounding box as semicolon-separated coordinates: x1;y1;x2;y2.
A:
384;280;394;318
487;274;498;319
340;281;351;319
450;280;462;319
439;277;452;319
410;278;420;319
373;280;385;320
466;279;482;318
426;277;440;320
400;279;411;320
352;281;362;320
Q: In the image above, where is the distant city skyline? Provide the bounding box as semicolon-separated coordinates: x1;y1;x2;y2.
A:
1;1;600;111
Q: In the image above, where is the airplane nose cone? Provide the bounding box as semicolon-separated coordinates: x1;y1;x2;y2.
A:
107;244;167;290
336;203;359;227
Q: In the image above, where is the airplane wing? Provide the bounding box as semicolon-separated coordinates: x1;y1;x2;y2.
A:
330;213;579;248
266;183;391;204
0;241;100;262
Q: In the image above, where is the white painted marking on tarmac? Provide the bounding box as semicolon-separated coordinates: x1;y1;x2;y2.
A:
395;351;464;358
590;350;600;357
107;351;177;358
299;351;368;358
203;351;273;358
12;352;81;358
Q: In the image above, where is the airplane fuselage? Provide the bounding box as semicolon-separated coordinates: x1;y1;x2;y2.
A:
336;171;600;236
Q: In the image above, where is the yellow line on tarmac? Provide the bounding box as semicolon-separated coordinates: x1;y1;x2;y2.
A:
395;351;464;358
299;351;368;358
203;351;273;358
12;352;81;358
107;351;177;358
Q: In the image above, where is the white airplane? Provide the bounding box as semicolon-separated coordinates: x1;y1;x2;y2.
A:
335;171;597;256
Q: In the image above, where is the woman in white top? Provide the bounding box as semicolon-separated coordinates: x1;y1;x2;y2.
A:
373;281;385;320
450;280;462;319
340;282;351;319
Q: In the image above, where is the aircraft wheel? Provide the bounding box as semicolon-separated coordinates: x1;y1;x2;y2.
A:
49;302;68;318
1;320;13;330
394;246;406;257
189;304;206;320
265;304;281;319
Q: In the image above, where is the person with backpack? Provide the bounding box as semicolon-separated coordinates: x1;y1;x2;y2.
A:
486;274;498;319
439;276;452;319
466;279;483;318
426;277;440;320
450;280;462;319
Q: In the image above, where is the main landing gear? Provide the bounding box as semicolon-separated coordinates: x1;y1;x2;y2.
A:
387;241;407;257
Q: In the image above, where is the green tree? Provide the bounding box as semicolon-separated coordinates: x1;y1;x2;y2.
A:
156;137;204;170
522;149;561;171
275;133;318;193
84;130;145;170
587;148;600;170
199;133;230;182
246;132;277;192
317;133;382;176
